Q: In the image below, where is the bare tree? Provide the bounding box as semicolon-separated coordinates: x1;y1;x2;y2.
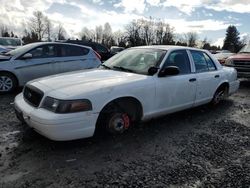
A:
185;32;198;47
125;20;143;47
44;16;52;41
95;25;103;43
139;18;155;45
80;27;95;41
0;25;10;37
102;22;114;47
29;11;46;41
162;24;175;45
57;23;66;40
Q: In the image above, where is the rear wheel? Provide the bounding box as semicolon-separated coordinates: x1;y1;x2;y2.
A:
0;73;17;94
211;86;228;106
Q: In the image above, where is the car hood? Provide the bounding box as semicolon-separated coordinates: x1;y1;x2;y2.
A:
0;55;11;62
30;69;148;97
229;53;250;60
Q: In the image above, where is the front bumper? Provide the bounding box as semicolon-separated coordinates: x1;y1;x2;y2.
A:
14;94;98;141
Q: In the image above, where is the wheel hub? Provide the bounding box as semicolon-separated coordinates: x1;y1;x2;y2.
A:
0;76;13;92
109;113;130;133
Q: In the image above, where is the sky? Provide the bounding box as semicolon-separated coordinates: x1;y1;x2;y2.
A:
0;0;250;47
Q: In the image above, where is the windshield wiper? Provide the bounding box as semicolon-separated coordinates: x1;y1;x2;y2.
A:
113;66;135;73
100;64;111;69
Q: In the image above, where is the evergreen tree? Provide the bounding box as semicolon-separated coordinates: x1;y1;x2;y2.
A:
222;25;243;52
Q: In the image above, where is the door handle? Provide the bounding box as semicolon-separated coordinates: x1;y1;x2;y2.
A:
215;75;220;78
189;78;197;82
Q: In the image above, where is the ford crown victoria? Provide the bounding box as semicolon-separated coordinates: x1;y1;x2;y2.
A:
14;46;240;141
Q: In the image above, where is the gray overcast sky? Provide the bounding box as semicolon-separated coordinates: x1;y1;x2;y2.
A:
1;0;250;46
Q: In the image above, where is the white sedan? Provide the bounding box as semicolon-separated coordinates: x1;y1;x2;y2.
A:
14;46;240;141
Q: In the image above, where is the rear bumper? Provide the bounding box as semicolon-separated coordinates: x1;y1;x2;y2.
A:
14;94;98;141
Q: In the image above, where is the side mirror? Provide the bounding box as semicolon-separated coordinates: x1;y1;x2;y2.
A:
158;66;180;77
21;53;32;60
148;66;159;76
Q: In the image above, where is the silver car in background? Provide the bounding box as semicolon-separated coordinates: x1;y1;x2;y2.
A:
0;42;101;93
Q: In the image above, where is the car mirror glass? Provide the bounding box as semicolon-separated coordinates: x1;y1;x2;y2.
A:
158;66;180;77
148;66;158;76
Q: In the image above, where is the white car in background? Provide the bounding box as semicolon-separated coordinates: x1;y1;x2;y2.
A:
0;42;101;93
0;37;23;52
214;50;235;64
15;46;239;141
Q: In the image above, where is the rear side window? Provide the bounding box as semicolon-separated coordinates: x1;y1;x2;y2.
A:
190;50;216;72
163;50;191;74
60;45;89;57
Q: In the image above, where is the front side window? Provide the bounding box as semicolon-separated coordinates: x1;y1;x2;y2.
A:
102;48;167;75
190;50;216;72
163;50;191;74
28;45;58;59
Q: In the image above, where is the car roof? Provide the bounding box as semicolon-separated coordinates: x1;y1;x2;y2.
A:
132;45;208;52
23;42;92;50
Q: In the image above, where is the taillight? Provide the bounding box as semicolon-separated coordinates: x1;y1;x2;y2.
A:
94;51;101;60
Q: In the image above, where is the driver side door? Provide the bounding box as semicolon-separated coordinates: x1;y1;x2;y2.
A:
155;50;197;115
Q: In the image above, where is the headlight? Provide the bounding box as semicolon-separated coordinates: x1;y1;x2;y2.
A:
41;97;92;113
224;58;234;66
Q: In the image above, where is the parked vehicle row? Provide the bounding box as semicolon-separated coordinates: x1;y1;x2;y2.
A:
0;42;101;93
14;45;239;141
213;50;235;64
224;43;250;79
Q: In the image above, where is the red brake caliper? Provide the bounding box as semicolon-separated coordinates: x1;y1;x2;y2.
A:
122;114;130;129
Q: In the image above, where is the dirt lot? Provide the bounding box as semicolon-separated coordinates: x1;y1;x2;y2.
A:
0;81;249;188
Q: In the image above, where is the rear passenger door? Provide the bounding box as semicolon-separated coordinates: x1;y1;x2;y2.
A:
52;44;92;74
189;50;221;105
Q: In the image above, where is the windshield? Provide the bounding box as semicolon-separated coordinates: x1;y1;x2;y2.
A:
5;43;39;56
102;48;167;75
239;43;250;53
0;38;21;46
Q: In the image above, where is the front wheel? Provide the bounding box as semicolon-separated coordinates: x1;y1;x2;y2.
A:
106;112;131;134
0;73;17;94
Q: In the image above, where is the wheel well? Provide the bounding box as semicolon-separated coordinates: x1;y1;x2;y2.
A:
0;71;19;86
99;97;143;122
217;82;229;92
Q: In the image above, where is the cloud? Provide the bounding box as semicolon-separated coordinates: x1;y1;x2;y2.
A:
160;0;250;15
146;0;161;6
114;0;146;14
164;18;234;33
212;37;224;47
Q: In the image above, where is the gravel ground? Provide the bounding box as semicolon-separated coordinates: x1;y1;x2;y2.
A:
0;81;249;188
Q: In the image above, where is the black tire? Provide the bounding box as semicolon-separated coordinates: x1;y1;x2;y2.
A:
0;72;18;94
211;86;228;106
96;104;132;135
